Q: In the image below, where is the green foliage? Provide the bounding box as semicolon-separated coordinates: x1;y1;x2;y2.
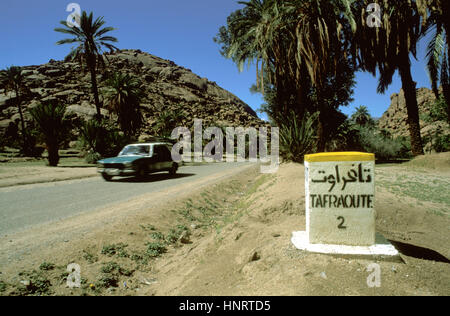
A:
278;111;318;163
154;108;184;138
101;243;129;258
166;225;190;244
29;102;69;141
78;119;130;161
82;250;98;264
0;281;7;293
1;66;43;157
96;274;118;289
422;97;449;123
325;120;362;152
432;133;450;153
97;262;133;289
84;151;102;165
29;102;71;166
350;106;375;127
215;0;356;151
422;1;450;108
104;72;144;136
331;107;412;160
55;11;118;117
145;242;166;258
100;262;119;274
16;270;52;296
39;262;55;271
356;126;412;160
150;231;165;241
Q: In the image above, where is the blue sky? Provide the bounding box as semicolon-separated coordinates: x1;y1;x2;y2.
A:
0;0;433;120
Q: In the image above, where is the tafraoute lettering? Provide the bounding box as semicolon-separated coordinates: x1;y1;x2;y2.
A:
310;194;374;209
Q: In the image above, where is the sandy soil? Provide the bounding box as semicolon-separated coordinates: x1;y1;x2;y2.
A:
0;160;449;296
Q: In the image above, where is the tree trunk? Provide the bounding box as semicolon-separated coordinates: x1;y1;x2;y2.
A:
47;140;60;167
316;116;325;153
442;3;450;123
15;88;28;155
398;58;424;156
88;60;102;120
315;86;326;153
443;50;450;124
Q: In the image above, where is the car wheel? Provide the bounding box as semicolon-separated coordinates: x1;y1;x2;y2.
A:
169;163;178;175
102;173;113;181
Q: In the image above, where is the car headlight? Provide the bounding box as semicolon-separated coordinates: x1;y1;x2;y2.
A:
124;162;133;168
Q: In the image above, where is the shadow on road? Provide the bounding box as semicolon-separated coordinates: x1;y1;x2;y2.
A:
110;173;196;183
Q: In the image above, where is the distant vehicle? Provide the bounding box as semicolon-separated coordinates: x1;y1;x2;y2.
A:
97;143;178;181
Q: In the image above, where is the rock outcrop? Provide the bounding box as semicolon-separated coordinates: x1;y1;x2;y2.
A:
378;88;449;148
0;49;266;145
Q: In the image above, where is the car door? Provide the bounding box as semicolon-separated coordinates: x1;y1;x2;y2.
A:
160;145;173;169
152;145;165;171
138;145;152;171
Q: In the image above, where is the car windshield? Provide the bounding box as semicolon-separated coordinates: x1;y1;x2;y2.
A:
119;145;150;156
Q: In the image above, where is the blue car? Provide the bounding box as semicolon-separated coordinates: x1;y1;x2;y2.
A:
97;142;178;181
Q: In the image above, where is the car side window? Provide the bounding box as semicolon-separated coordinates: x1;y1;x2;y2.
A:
139;146;150;155
153;146;161;158
161;146;172;161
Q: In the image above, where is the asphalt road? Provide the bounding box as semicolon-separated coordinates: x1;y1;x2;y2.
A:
0;162;252;236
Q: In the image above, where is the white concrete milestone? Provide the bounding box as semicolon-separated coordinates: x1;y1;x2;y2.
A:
292;152;399;259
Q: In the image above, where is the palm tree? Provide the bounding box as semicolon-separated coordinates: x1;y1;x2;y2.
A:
154;108;184;138
419;0;450;121
351;106;372;127
279;0;356;152
353;0;424;156
55;11;119;119
104;72;144;137
216;0;306;121
29;102;69;166
1;66;29;154
216;0;356;152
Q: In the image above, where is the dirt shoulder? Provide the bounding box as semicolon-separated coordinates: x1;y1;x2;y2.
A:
0;157;97;188
0;166;97;188
0;162;449;296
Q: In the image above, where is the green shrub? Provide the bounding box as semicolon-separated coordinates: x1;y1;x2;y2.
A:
433;134;450;153
96;275;118;289
84;151;102;164
78;119;130;161
356;126;411;160
422;97;448;123
0;281;7;293
154;107;185;138
39;262;55;271
16;270;52;296
101;243;129;257
325;121;362;152
146;242;166;258
278;111;318;163
29;102;71;165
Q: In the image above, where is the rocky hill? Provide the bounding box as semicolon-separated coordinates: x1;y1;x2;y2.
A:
378;87;449;147
0;49;265;146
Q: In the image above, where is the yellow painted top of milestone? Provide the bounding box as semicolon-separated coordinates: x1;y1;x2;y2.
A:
305;152;375;162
